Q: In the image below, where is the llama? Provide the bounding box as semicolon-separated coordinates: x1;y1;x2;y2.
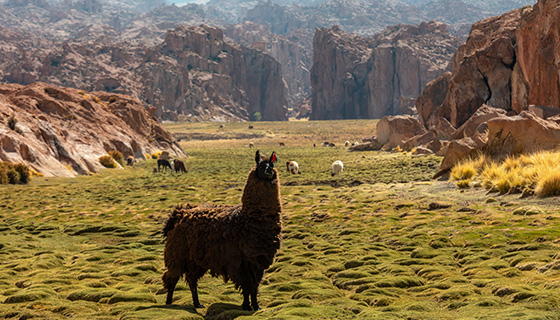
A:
173;159;187;173
162;150;282;311
286;161;300;174
345;141;350;147
157;159;172;171
126;156;134;166
279;142;286;147
332;160;343;176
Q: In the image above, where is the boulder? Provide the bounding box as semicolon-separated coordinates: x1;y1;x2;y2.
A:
348;139;383;152
413;146;434;155
434;117;456;140
451;104;507;140
438;133;488;173
528;105;560;119
376;115;427;149
426;138;444;154
402;129;437;151
483;111;560;160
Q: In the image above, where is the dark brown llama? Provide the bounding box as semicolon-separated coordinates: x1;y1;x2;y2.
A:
157;159;172;171
173;159;187;173
162;150;282;311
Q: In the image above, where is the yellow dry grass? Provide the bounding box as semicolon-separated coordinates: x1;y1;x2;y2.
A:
453;151;560;196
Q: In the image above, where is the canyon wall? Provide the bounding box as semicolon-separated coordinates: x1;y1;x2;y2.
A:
310;22;461;120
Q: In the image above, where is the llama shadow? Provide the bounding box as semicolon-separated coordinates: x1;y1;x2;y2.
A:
204;302;255;320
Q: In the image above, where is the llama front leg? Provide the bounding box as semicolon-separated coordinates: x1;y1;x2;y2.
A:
241;289;252;311
250;290;260;311
189;282;204;308
162;271;179;305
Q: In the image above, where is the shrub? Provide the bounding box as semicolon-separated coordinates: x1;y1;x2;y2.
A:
7;170;20;184
151;152;161;160
108;150;124;166
451;163;476;181
0;162;31;184
99;155;116;168
535;170;560;197
456;180;470;189
8;115;17;130
250;112;262;122
14;164;30;184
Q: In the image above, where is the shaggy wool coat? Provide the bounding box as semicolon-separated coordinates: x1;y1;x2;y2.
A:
163;167;282;292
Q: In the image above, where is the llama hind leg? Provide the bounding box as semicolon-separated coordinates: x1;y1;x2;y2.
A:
162;270;180;305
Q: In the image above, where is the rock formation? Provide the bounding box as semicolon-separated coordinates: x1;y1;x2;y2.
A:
0;82;184;177
512;0;560;112
0;24;288;122
445;9;519;128
376;115;427;149
223;22;313;112
310;22;461;120
411;0;560;172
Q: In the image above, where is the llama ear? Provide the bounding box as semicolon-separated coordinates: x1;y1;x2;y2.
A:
255;150;261;165
270;152;277;164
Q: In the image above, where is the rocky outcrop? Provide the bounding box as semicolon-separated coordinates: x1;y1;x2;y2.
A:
310;22;461;120
376;115;427;149
484;111;560;159
0;82;185;177
512;0;560;113
438;133;488;173
450;104;507;140
416;7;524;129
148;25;288;121
1;25;288;122
411;0;560;173
223;22;313;111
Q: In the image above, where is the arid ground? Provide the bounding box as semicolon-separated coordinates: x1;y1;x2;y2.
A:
1;120;559;319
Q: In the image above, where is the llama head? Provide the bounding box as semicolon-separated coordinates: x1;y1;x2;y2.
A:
255;150;277;181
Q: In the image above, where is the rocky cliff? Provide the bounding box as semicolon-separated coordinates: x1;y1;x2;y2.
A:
417;0;558;130
512;0;560;113
0;24;288;122
417;9;520;128
0;82;185;177
223;22;313;112
310;22;461;120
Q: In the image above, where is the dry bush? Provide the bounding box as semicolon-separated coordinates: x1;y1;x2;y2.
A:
0;162;31;184
151;151;162;160
7;115;17;131
456;180;470;189
535;169;560;197
108;150;124;166
470;151;560;195
99;155;116;168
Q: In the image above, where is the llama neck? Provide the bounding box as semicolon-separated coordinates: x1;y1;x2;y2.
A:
241;169;282;214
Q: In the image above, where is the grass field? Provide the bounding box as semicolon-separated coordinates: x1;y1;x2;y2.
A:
1;120;560;319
